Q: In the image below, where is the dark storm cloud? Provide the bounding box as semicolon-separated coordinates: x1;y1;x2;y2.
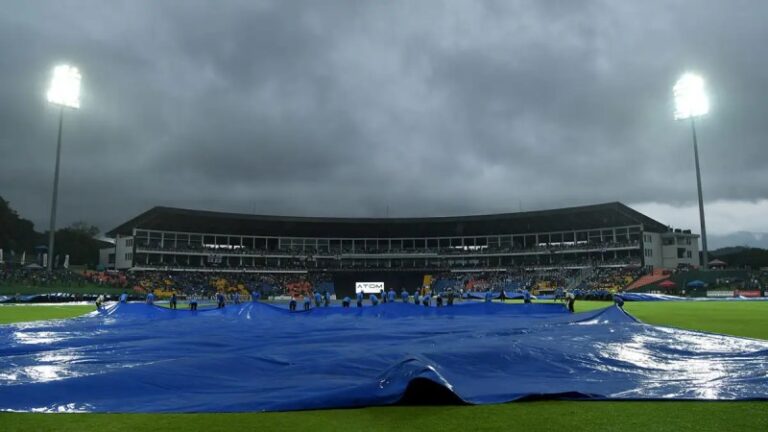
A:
1;0;768;239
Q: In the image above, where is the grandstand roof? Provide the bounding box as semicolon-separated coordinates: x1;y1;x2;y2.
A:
107;202;669;238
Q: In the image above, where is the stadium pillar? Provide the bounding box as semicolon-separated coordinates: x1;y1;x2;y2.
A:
690;117;708;270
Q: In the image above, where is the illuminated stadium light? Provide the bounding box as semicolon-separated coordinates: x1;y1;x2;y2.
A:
673;72;710;269
45;64;82;270
47;64;81;109
673;72;708;120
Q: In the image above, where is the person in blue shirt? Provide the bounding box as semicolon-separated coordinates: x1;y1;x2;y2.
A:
422;294;431;307
401;289;409;302
323;291;331;307
356;291;364;307
216;292;226;309
614;295;625;309
233;292;241;305
289;295;297;311
342;296;351;308
413;292;421;305
251;290;260;302
387;289;396;303
169;292;177;309
314;291;322;307
189;294;198;311
436;294;443;307
370;294;379;306
484;291;493;303
380;289;387;303
523;289;532;304
146;292;155;305
119;292;128;303
304;295;312;311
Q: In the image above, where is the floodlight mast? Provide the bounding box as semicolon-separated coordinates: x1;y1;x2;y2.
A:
673;73;709;270
46;65;81;271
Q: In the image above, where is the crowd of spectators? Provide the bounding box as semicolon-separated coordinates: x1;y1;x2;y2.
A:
126;271;335;299
0;264;88;287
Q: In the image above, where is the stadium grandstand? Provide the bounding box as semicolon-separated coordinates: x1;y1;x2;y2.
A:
99;202;700;297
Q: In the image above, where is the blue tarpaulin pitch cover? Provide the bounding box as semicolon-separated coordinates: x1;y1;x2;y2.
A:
1;301;767;412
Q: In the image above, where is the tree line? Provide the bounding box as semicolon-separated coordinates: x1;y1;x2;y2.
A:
0;196;109;266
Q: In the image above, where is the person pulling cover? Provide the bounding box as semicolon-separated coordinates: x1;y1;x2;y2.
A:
303;295;312;311
289;295;297;311
356;291;364;308
370;294;379;306
401;289;409;302
95;294;105;310
146;292;155;305
314;291;322;307
323;291;331;307
216;292;226;309
484;291;493;303
189;294;198;311
342;296;351;308
119;291;128;303
169;292;177;309
566;291;576;313
523;289;532;304
388;289;396;303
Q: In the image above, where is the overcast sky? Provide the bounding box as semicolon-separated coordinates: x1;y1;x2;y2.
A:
1;0;767;248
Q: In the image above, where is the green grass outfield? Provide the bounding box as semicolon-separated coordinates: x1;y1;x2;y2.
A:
1;300;767;431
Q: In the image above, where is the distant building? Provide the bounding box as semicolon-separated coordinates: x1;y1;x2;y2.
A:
100;202;699;291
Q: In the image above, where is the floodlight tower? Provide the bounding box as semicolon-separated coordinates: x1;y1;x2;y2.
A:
673;72;710;270
46;65;81;270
